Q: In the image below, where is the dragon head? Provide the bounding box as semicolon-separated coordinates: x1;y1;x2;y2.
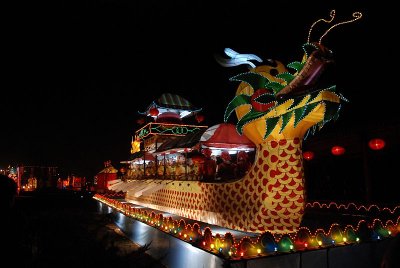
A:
222;11;362;145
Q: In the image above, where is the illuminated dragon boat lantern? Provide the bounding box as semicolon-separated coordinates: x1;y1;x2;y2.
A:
126;11;362;234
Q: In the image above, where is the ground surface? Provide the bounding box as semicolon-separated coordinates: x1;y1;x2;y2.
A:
4;190;166;268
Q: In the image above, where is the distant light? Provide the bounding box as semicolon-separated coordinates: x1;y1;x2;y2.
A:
303;151;314;160
368;138;385;150
331;146;345;156
195;114;205;123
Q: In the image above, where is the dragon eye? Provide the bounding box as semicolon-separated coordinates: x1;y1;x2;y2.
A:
269;69;279;76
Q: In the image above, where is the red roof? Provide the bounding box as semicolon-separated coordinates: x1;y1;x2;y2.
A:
200;123;255;149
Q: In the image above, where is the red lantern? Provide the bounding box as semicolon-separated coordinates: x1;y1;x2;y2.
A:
195;114;205;123
149;107;159;116
303;151;314;160
136;117;145;125
368;138;385;150
331;146;345;156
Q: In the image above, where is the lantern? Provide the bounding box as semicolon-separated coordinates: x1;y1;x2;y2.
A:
368;138;385;150
331;146;345;156
195;114;205;123
136;117;145;125
303;151;314;160
149;107;159;116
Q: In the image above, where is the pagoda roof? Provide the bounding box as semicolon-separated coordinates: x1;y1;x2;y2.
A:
139;93;202;119
98;165;118;174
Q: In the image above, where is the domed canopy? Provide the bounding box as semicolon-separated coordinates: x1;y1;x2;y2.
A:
200;123;256;150
140;93;202;119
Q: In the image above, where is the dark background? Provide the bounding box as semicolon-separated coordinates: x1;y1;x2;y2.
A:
2;0;397;184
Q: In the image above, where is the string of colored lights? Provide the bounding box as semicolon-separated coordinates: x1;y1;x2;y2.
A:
94;194;399;259
306;201;400;214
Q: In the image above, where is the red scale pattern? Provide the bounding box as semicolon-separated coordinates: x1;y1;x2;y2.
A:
127;139;305;234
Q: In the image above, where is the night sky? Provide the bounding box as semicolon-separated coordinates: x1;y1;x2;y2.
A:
2;0;397;178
